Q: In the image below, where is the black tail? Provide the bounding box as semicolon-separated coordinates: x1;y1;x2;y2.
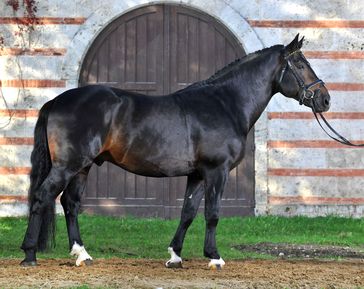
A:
28;100;55;251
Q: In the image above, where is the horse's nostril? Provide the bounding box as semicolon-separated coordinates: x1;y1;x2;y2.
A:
324;98;330;106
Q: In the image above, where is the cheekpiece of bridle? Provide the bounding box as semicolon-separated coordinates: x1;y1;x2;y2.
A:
279;50;324;105
280;50;364;147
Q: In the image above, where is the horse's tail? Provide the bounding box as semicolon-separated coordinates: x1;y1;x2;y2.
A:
28;99;55;251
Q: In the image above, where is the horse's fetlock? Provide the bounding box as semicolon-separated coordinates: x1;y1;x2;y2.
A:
204;248;220;259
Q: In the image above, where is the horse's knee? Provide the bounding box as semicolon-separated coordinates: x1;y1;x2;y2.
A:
205;211;219;227
61;194;80;216
181;214;195;228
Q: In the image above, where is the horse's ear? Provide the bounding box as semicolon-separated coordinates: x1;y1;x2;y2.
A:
284;34;301;55
298;36;305;49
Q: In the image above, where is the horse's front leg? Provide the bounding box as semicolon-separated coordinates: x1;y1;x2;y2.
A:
60;168;93;267
166;174;204;268
203;167;228;270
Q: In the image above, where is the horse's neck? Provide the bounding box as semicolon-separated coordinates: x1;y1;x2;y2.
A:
233;50;283;131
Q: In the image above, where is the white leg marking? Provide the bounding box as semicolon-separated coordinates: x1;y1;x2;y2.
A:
165;247;182;267
70;242;93;266
208;257;225;270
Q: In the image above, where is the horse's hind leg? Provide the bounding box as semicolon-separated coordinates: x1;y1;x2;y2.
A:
21;167;72;266
60;167;93;266
166;174;204;268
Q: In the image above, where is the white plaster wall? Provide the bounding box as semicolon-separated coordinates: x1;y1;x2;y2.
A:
1;0;364;217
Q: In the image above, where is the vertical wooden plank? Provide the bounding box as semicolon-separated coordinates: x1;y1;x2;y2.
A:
167;5;177;93
176;177;187;201
125;172;136;199
225;167;235;200
87;57;98;83
188;15;199;84
147;13;156;86
149;6;164;95
225;38;237;64
118;24;126;87
97;164;108;198
168;177;177;208
205;22;215;76
215;31;226;72
126;19;136;83
108;163;123;199
163;5;171;94
136;15;147;83
85;165;97;198
146;177;157;200
198;20;210;80
177;13;188;86
108;29;118;83
135;175;147;199
97;41;109;83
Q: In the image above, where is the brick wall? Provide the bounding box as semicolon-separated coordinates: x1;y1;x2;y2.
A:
0;0;363;217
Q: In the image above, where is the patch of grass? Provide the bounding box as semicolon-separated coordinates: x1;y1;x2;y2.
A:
0;214;363;260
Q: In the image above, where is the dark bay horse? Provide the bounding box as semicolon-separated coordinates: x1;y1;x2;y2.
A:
20;34;330;268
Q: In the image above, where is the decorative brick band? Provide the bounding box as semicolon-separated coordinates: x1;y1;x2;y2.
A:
304;51;364;59
0;195;61;204
269;196;364;205
326;83;364;91
0;167;31;175
0;109;39;117
268;112;364;119
0;195;28;203
268;168;364;177
0;17;86;25
248;20;364;28
0;80;66;88
0;48;66;56
268;140;364;149
0;137;34;145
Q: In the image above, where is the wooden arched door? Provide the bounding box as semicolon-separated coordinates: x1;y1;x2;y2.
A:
79;4;255;218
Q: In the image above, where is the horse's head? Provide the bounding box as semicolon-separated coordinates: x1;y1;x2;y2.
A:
278;34;330;112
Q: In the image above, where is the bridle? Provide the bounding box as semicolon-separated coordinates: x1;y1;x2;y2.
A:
279;50;324;105
280;50;364;147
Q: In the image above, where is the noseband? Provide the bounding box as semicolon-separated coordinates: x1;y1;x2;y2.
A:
279;51;324;105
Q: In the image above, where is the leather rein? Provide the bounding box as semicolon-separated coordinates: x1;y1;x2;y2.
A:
280;51;364;147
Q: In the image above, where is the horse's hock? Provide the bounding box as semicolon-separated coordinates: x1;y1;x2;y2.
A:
78;4;255;218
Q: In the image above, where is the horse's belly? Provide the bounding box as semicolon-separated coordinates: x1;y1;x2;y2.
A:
117;154;194;177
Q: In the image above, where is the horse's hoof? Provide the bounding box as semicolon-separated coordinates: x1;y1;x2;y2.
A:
78;258;93;266
209;263;223;270
20;259;37;267
165;260;183;269
165;247;182;268
208;258;225;270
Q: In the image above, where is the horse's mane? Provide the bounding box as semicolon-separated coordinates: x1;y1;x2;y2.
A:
183;45;283;90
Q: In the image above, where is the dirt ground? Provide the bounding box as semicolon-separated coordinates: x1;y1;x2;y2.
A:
0;258;363;289
235;242;364;259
